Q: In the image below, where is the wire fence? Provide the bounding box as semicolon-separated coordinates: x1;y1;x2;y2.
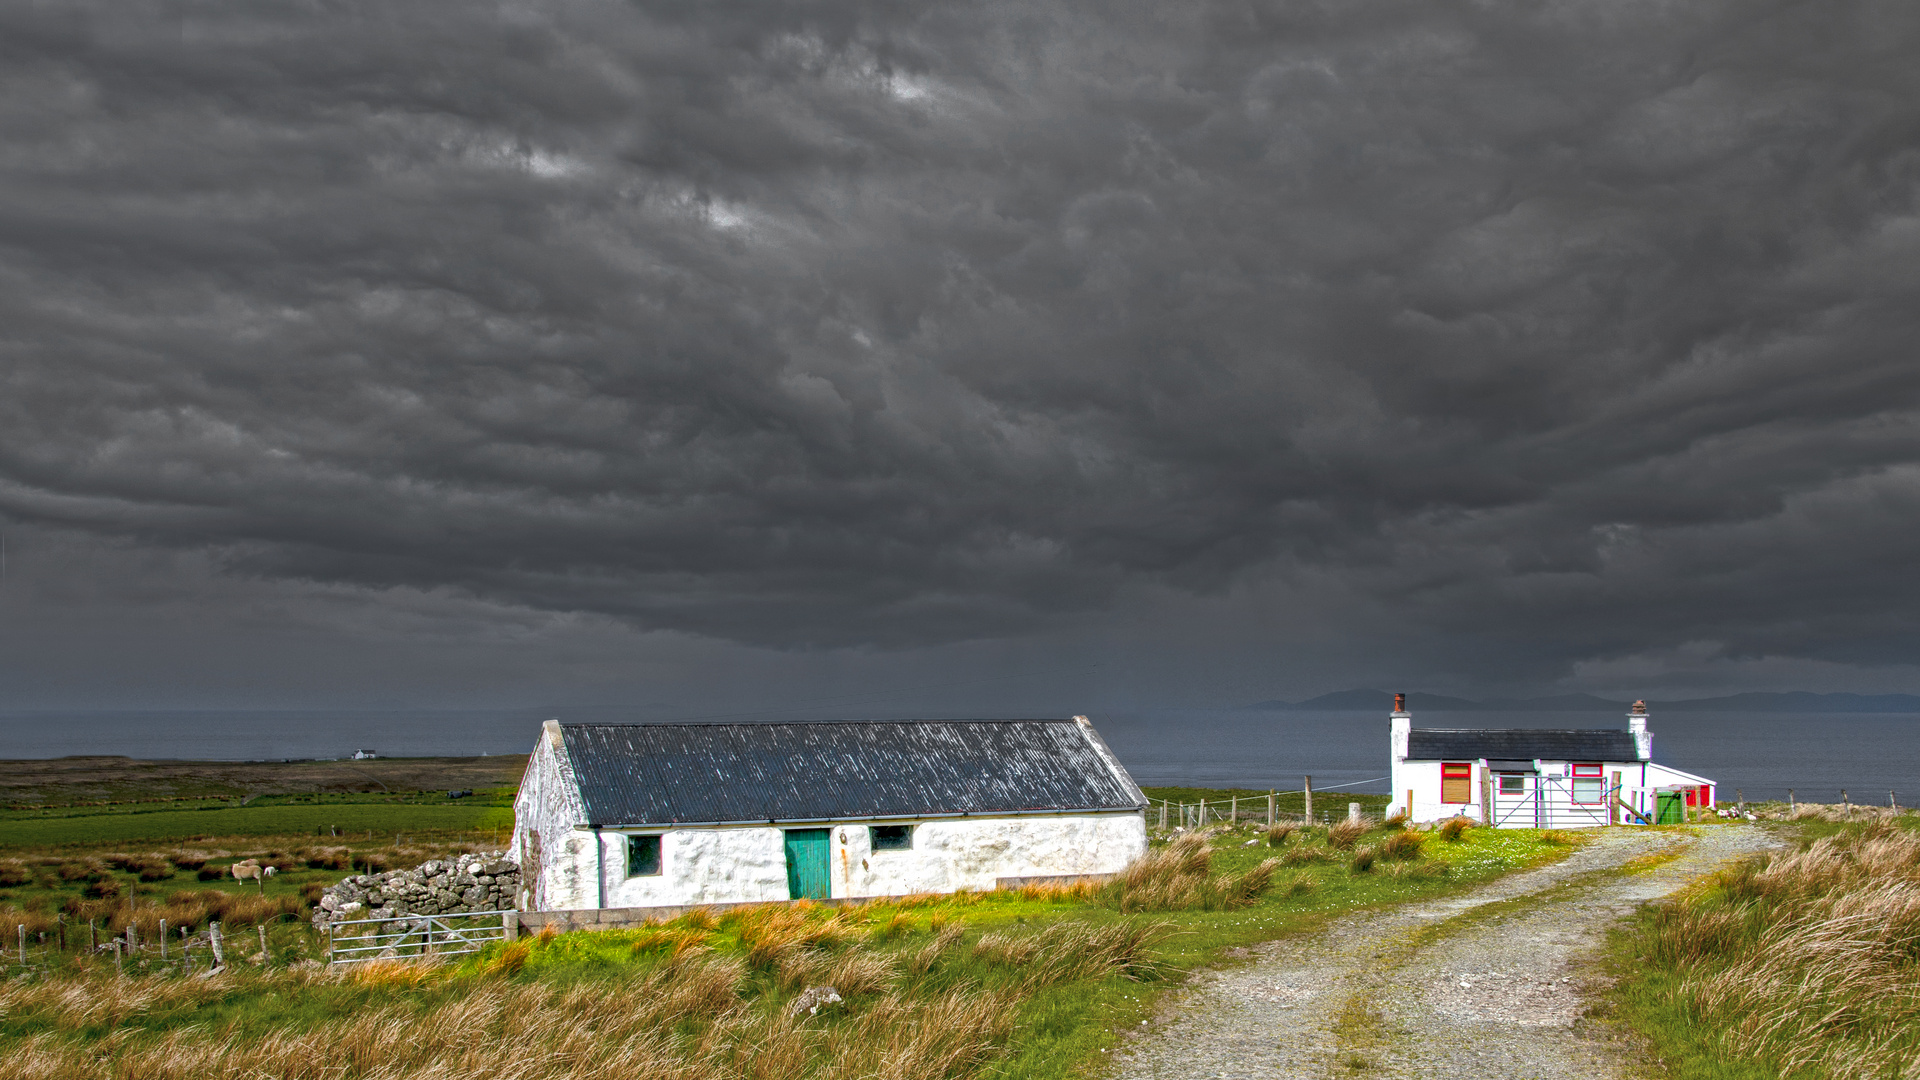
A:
1;916;305;979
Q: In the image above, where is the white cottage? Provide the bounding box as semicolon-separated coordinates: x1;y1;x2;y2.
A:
512;716;1149;912
1386;696;1717;828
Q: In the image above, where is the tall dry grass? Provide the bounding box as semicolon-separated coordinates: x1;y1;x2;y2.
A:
0;903;1163;1080
1646;822;1920;1077
1098;834;1281;912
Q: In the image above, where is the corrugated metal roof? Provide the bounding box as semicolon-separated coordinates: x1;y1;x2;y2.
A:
558;719;1147;827
1406;729;1642;762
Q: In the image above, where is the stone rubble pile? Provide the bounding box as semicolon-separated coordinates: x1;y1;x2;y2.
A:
313;851;519;929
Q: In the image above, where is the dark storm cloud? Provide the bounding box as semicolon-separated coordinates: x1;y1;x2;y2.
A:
2;0;1918;681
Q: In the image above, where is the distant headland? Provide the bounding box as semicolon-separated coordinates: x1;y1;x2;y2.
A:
1248;690;1920;713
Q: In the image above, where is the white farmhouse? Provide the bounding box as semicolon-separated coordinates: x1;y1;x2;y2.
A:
1386;695;1716;828
512;716;1149;912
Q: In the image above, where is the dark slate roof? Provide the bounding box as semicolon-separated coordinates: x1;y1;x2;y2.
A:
1406;728;1641;762
559;719;1147;826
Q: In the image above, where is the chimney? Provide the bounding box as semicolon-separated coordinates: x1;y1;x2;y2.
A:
1390;692;1411;760
1628;699;1652;760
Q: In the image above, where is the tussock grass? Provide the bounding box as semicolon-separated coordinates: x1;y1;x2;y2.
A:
1097;834;1281;912
1376;830;1424;861
0;900;1163;1080
1614;819;1920;1078
1325;820;1368;850
1438;817;1473;842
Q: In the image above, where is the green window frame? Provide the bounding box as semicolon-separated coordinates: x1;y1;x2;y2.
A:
627;834;662;877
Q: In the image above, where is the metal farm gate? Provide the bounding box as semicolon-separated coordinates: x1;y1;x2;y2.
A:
326;911;514;968
1489;775;1615;830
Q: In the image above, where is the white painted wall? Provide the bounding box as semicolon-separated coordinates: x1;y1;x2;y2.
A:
1389;758;1480;824
535;811;1147;911
511;721;589;910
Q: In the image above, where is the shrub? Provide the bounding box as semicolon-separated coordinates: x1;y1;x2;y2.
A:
1382;808;1410;828
1438;817;1473;842
1349;846;1377;873
1326;820;1367;850
1264;824;1296;847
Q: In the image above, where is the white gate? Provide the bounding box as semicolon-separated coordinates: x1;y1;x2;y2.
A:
1489;775;1614;830
326;911;513;968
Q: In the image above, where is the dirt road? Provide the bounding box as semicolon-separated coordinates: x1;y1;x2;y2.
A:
1112;825;1778;1080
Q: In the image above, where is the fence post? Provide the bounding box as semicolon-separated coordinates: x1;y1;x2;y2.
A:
1268;791;1275;829
259;925;270;964
1891;790;1898;810
1788;789;1795;811
1199;798;1207;827
1231;795;1238;825
113;940;122;975
160;919;168;960
17;924;24;966
57;914;65;953
503;910;518;942
1737;789;1743;814
1348;802;1361;824
1843;790;1850;816
1303;776;1313;824
209;921;226;969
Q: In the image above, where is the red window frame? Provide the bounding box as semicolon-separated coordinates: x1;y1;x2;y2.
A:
1570;763;1605;804
1440;762;1472;804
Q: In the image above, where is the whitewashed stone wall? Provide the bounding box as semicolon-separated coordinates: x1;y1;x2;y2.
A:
511;720;589;911
546;811;1148;910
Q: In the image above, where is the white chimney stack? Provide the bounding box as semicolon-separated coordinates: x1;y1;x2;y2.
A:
1390;692;1411;761
1628;699;1652;760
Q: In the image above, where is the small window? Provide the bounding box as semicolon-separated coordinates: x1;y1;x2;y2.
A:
1441;762;1472;804
1498;774;1526;795
1570;765;1605;805
627;835;662;877
869;825;912;851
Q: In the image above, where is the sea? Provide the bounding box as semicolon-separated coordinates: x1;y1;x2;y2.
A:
1;707;1914;805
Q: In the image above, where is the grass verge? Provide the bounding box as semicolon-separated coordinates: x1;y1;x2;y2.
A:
1602;811;1920;1079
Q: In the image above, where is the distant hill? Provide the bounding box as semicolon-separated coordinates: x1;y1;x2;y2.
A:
1248;689;1496;711
1249;690;1920;713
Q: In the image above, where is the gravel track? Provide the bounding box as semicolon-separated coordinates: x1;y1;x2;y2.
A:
1110;825;1779;1080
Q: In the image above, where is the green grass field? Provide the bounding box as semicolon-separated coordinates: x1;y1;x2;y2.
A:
0;803;515;847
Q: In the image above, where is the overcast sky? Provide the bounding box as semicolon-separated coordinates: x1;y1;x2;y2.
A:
2;0;1918;713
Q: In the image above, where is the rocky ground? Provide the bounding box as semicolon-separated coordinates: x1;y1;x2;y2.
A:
1111;824;1779;1080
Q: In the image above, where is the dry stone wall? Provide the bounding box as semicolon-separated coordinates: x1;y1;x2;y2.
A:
313;851;519;929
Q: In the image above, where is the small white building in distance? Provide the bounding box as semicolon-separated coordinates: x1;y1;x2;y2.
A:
1387;695;1716;828
512;717;1149;912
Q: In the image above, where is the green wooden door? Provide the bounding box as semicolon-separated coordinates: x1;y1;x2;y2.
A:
784;829;831;900
1656;791;1685;824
